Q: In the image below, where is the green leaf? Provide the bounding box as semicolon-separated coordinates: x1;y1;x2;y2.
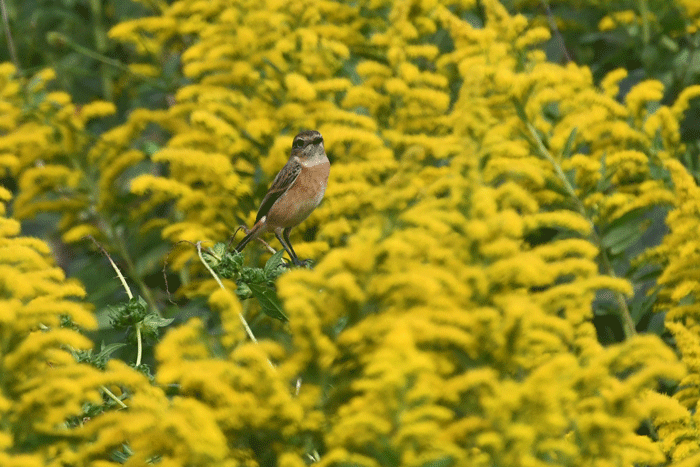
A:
630;288;660;324
631;264;663;283
97;342;126;360
600;208;648;254
143;313;175;329
248;283;288;322
143;141;161;156
264;249;286;277
139;313;175;342
240;266;266;284
211;242;226;258
647;312;666;336
203;242;226;267
110;296;149;329
604;207;648;232
561;127;578;159
596;153;612;192
593;290;618;317
660;34;679;52
511;97;528;123
213;247;244;279
601;223;645;255
608;222;648;255
235;281;252;299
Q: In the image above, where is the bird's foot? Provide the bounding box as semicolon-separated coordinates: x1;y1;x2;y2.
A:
284;258;314;268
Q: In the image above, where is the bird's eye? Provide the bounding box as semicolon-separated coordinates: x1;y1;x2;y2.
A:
293;139;304;149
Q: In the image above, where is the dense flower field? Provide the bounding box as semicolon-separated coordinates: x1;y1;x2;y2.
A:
1;0;700;465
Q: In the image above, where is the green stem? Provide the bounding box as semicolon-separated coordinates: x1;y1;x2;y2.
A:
88;0;112;100
196;243;259;345
540;0;571;62
47;32;147;78
78;164;159;316
85;235;140;305
196;242;275;369
101;385;127;409
599;248;637;337
526;121;587;216
135;323;143;367
524;119;637;338
678;35;699;88
77;151;161;322
112;228;160;314
0;0;17;69
639;0;650;45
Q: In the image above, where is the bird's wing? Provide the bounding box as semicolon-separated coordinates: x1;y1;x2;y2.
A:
255;159;302;223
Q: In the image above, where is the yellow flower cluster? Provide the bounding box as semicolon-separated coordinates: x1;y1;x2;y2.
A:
514;0;700;35
3;0;700;465
643;159;700;463
0;64;120;245
107;0;398;273
0;192;271;466
0;190;101;465
599;10;640;31
89;0;700;464
676;0;700;33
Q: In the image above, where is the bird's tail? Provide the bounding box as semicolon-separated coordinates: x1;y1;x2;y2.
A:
234;223;262;252
234;231;254;252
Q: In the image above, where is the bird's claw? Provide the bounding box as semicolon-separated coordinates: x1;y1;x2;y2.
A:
284;258;314;268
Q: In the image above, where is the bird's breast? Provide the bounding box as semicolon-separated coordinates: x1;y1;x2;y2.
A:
303;160;330;204
267;160;329;228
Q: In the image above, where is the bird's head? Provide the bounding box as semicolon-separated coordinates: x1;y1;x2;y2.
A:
291;130;325;161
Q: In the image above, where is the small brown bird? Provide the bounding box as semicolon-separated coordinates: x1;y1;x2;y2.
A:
235;130;330;266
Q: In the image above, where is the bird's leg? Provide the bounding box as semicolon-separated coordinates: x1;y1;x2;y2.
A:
284;227;308;265
275;227;303;266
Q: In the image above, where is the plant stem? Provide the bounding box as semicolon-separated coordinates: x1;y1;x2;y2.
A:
196;243;258;344
112;228;159;314
541;0;571;62
526;121;587;216
89;0;113;100
196;242;275;369
101;385;127;409
86;235;133;299
599;248;637;337
135;324;143;367
0;0;18;69
47;32;147;78
524;118;637;338
639;0;650;45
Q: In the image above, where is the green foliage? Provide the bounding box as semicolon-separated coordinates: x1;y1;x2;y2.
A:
109;295;173;343
507;0;700;184
5;0;151;104
1;0;700;465
109;296;150;329
73;342;127;370
204;243;289;321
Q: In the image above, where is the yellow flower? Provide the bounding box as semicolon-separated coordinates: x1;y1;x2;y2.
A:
601;68;628;98
598;10;639;31
625;79;664;123
284;73;318;101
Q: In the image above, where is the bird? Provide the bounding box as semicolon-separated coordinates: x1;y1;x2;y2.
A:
235;130;330;266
